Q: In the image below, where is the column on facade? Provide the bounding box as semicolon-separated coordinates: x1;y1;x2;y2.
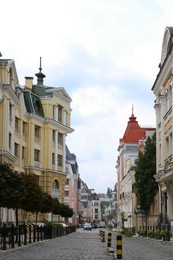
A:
160;94;165;167
62;134;66;172
54;104;58;122
55;130;58;171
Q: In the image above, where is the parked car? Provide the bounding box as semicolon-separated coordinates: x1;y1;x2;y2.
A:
99;221;106;228
83;223;92;231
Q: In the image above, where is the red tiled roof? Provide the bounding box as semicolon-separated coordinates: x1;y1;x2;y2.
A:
120;113;155;144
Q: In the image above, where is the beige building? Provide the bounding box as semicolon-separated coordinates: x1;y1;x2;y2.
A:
152;27;173;234
0;58;74;224
116;111;156;231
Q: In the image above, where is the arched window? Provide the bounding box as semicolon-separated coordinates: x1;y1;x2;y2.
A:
52;180;60;198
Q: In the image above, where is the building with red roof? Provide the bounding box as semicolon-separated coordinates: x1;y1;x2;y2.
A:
116;110;155;231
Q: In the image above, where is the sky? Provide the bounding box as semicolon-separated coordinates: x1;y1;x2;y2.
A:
1;0;173;193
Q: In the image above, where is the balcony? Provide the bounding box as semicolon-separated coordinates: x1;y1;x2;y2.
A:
155;160;173;183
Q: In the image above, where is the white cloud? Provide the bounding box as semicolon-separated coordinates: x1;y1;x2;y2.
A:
1;0;171;192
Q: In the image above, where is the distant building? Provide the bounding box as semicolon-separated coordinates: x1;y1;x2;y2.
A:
90;190;101;222
80;181;91;223
116;110;155;231
65;145;81;226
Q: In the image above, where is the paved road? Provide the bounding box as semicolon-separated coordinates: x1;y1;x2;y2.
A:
122;236;173;260
0;229;112;260
0;229;173;260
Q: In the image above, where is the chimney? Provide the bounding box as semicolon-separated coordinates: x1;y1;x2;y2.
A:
25;76;33;90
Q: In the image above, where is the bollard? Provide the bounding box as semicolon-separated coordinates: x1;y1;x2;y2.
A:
2;223;7;250
107;232;112;247
18;225;21;247
11;224;15;248
29;225;32;244
102;230;105;242
116;235;122;259
23;224;27;245
100;230;103;240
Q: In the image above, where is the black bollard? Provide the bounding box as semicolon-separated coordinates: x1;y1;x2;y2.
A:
33;225;36;243
40;226;43;241
102;230;105;242
18;225;21;247
37;226;39;242
107;232;112;247
11;224;15;248
23;224;27;245
2;223;7;250
116;235;122;259
29;225;32;244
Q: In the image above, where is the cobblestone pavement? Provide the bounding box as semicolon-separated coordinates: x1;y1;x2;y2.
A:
0;229;112;260
1;229;173;260
121;236;173;260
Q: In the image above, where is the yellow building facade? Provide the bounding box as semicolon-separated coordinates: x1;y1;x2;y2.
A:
0;58;74;224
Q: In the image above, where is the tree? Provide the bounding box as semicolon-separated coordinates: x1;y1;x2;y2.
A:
40;192;53;213
59;204;73;218
0;163;23;209
135;132;158;229
107;188;113;200
19;173;43;213
107;187;113;210
52;198;61;215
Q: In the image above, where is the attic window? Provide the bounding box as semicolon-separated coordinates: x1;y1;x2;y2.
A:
34;100;41;113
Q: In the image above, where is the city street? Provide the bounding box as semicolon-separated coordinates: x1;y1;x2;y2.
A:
0;229;173;260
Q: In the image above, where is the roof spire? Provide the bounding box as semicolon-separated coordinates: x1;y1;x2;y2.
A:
35;57;46;86
132;102;134;115
39;57;42;72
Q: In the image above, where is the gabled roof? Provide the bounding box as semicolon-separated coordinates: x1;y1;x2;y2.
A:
120;112;155;144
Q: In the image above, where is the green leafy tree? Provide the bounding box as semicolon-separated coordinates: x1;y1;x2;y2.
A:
0;163;23;209
135;132;158;230
107;188;113;200
19;173;43;213
40;192;53;213
52;198;61;215
59;204;73;218
100;201;110;214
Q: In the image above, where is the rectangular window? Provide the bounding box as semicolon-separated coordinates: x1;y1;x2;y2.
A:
22;146;25;159
15;117;19;130
52;130;55;142
34;149;40;161
23;121;27;134
58;105;63;122
35;125;40;138
165;136;169;159
9;103;12;119
15;143;19;156
58;133;63;145
52;153;55;164
66;179;70;185
9;133;12;149
65;191;69;197
58;154;63;166
53;105;55;119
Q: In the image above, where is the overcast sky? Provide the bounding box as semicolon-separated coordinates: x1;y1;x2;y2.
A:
1;0;172;193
